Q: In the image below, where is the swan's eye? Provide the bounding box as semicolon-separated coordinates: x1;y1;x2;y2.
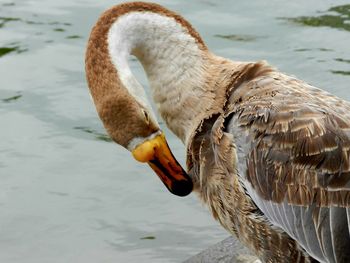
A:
142;109;150;125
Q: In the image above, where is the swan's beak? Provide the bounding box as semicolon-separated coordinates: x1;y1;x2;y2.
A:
132;133;193;196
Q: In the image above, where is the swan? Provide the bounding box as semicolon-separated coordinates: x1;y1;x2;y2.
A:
85;2;350;262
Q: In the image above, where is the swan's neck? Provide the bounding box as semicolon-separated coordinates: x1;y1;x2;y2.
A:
107;11;211;143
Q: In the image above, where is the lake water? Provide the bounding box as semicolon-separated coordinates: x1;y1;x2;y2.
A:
0;0;349;262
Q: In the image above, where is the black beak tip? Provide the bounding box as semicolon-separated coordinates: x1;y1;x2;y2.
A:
170;179;193;197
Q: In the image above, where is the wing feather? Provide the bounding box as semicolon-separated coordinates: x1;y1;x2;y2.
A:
330;206;350;261
314;207;335;261
227;68;350;262
347;208;350;237
300;205;324;260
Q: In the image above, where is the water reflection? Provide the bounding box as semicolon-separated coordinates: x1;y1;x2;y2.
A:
2;2;15;7
2;93;22;103
74;126;113;142
140;236;156;240
331;70;350;76
66;35;82;39
53;28;65;32
214;34;264;42
285;4;350;32
47;190;69;197
0;46;18;57
0;16;20;28
335;58;350;63
294;48;333;52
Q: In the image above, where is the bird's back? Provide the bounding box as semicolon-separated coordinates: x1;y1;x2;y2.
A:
226;63;350;262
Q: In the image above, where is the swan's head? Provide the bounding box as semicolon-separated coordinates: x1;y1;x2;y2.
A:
85;2;197;196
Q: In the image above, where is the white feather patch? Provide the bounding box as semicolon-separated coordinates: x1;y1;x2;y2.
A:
107;11;204;138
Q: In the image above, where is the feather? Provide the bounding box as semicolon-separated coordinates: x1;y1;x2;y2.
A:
86;3;350;261
187;61;350;262
330;207;350;261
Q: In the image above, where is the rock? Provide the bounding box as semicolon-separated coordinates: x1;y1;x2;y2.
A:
183;236;260;263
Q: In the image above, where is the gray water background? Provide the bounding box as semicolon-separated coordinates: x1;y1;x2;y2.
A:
0;0;349;262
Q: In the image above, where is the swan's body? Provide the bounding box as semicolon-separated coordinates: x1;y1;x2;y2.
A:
85;2;350;262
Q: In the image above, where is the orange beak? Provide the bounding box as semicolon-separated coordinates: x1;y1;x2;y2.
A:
132;133;193;196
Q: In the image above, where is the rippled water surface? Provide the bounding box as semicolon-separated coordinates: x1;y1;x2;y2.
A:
1;0;349;262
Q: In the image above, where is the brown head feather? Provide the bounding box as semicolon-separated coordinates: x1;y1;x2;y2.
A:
85;2;208;147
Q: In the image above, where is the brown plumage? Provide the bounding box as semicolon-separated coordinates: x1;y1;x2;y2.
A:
187;61;350;262
85;2;350;262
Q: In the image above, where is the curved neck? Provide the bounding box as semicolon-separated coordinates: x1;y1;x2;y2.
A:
108;12;207;85
107;11;211;142
86;3;238;146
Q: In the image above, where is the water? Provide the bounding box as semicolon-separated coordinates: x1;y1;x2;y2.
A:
0;0;349;262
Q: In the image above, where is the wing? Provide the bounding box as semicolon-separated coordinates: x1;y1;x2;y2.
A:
229;71;350;262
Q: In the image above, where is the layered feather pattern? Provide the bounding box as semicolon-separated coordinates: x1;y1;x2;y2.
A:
188;61;350;262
